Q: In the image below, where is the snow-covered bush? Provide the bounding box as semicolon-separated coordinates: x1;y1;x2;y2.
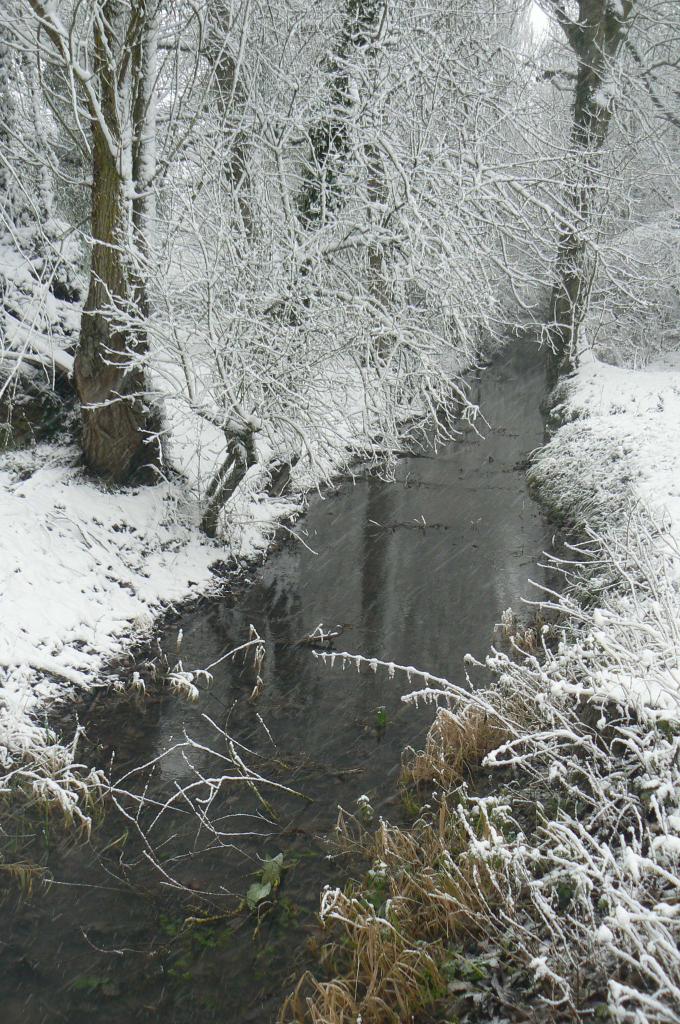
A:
584;216;680;368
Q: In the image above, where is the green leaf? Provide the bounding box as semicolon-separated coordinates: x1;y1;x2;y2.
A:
260;853;284;888
246;881;272;909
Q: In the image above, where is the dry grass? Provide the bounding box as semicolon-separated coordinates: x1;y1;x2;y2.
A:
401;705;511;790
280;792;509;1024
283;915;441;1024
280;688;526;1024
0;860;48;895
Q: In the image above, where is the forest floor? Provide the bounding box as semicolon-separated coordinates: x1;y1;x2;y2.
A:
284;348;680;1023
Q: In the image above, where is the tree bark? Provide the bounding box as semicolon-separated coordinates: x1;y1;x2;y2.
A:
546;0;634;381
73;0;163;483
205;0;253;236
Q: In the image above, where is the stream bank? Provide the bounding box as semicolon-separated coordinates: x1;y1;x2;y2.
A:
0;339;553;1023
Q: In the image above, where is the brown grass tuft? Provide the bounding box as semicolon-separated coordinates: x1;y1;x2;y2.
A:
281;700;521;1022
280;798;509;1024
401;705;510;790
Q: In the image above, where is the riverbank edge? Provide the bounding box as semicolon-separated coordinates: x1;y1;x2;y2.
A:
280;352;680;1023
0;453;367;832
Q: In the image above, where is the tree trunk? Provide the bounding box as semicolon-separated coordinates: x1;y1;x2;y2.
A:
74;0;162;483
547;0;634;380
548;95;612;380
298;0;384;226
205;1;253;236
75;130;161;482
365;141;392;362
200;428;258;537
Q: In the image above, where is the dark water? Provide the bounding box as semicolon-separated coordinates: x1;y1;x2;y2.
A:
0;341;552;1023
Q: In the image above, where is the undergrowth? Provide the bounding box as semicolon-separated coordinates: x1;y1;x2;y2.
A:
282;510;680;1023
0;724;107;893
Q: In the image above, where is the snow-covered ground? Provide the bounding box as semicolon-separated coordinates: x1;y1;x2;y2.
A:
0;435;300;802
531;348;680;715
538;349;680;542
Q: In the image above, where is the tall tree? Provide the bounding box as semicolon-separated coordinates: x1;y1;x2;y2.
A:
541;0;635;377
204;0;253;236
25;0;164;481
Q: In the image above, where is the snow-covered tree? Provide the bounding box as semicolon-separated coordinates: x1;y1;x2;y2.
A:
16;0;170;480
537;0;680;376
146;0;547;534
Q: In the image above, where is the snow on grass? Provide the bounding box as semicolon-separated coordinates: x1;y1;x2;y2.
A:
530;348;680;717
509;348;680;1021
538;349;680;535
505;369;680;1021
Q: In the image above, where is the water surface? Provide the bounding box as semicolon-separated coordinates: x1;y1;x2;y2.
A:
0;340;552;1023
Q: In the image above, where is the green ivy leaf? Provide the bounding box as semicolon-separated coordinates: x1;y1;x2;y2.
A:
246;881;272;909
260;853;284;888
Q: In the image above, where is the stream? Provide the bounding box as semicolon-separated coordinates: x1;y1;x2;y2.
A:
1;340;552;1023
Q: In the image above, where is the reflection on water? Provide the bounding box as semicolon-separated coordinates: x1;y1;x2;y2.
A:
0;341;553;1023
